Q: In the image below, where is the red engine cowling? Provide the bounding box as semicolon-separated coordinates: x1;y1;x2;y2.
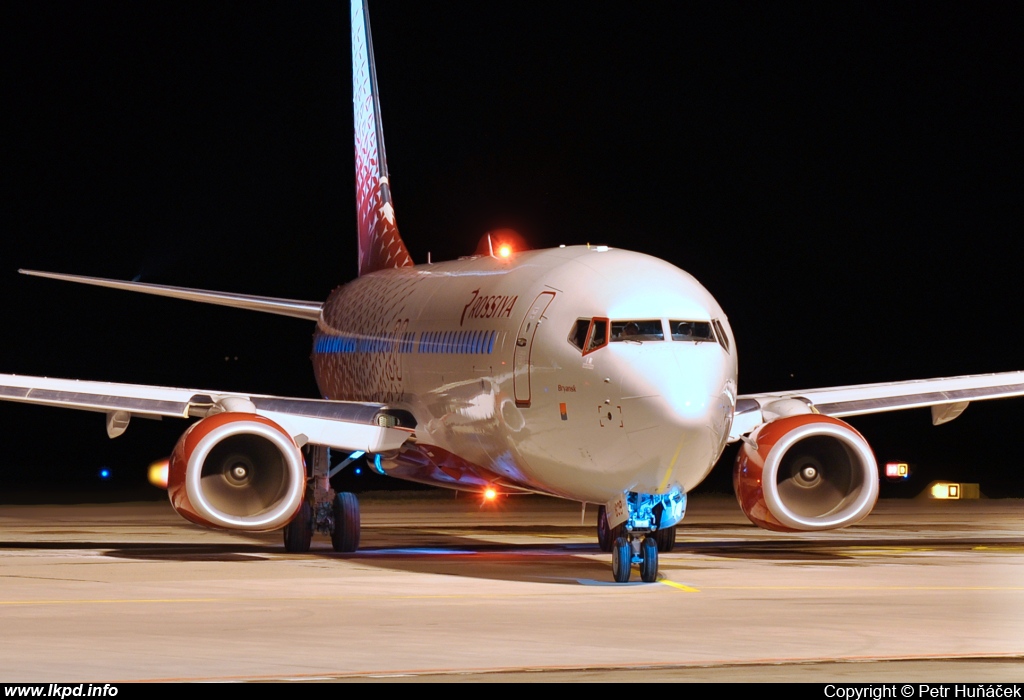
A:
734;414;879;532
167;413;306;531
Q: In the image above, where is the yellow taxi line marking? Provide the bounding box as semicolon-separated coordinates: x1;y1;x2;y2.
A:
658;578;700;592
705;585;1024;591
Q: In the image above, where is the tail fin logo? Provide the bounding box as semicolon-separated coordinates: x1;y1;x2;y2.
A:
352;0;413;276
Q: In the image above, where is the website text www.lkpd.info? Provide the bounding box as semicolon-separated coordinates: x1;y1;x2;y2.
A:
5;686;117;698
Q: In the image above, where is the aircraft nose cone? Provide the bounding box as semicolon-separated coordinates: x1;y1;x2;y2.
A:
616;344;733;492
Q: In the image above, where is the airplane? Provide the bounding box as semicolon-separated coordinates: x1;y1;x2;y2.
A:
5;0;1024;583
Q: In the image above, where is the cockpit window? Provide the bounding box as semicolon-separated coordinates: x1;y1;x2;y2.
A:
568;319;590;350
670;320;714;342
610;320;664;342
712;319;731;352
568;317;610;354
586;319;608;353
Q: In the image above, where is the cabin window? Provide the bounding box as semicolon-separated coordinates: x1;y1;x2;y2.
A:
670;320;715;342
568;317;610;354
610;320;664;342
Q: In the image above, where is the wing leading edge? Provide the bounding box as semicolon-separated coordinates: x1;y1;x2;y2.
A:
731;369;1024;441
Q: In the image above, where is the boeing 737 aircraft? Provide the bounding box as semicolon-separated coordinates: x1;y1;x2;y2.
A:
5;0;1024;583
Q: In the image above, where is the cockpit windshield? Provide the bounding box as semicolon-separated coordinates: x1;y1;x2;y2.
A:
670;320;714;342
610;320;664;342
568;317;729;353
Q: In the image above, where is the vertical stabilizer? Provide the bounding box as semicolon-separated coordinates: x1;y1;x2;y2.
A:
351;0;414;276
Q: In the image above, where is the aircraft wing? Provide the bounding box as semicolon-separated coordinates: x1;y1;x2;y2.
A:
731;370;1024;441
0;373;410;453
19;270;323;321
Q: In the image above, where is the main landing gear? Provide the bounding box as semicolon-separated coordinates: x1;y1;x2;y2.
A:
600;489;687;583
282;446;361;553
596;505;624;552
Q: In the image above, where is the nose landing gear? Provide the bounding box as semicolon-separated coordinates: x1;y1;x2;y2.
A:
611;534;659;583
602;489;686;583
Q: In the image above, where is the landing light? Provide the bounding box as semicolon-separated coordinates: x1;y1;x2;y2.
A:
498;244;512;258
148;459;169;489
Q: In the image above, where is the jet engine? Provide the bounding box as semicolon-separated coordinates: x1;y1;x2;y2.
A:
734;414;878;532
167;412;306;531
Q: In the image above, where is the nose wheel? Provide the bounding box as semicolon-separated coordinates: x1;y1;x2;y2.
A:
640;536;658;582
611;537;631;582
610;535;659;583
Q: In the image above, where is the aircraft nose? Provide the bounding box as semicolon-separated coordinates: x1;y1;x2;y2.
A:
619;345;729;422
617;345;733;492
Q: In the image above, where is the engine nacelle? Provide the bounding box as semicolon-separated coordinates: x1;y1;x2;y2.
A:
167;412;306;531
734;414;878;532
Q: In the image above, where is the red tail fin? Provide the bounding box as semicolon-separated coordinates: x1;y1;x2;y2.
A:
351;0;414;276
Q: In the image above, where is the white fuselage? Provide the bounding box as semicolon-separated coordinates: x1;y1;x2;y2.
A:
313;245;737;503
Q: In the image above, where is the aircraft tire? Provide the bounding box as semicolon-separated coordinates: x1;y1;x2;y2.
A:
331;492;361;552
283;500;313;553
653;525;676;552
597;505;624;552
612;536;631;583
640;536;659;583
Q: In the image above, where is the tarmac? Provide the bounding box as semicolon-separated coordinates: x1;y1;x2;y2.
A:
1;492;1023;682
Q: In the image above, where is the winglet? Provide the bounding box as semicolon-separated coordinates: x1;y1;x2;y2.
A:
351;0;414;276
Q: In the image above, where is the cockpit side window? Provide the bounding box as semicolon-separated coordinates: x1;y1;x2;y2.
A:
670;320;715;342
610;320;664;342
585;318;609;353
712;319;731;352
567;317;610;354
568;319;590;351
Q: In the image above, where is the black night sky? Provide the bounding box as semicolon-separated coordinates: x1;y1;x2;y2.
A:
2;2;1023;498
